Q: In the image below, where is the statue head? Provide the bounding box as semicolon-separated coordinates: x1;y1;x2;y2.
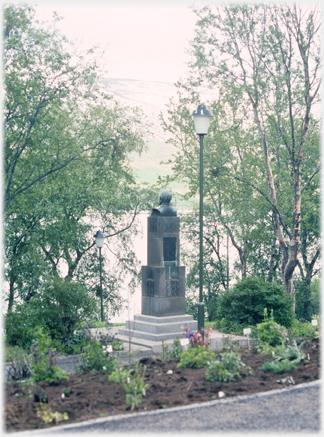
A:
151;189;177;217
158;189;172;206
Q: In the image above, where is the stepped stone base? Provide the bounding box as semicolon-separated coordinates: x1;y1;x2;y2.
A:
118;314;197;343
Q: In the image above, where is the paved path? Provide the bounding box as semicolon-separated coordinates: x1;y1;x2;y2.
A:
15;380;321;435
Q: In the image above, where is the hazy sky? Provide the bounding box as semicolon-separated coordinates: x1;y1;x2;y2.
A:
31;0;209;83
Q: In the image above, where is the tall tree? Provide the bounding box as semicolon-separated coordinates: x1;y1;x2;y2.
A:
3;4;151;316
188;3;321;299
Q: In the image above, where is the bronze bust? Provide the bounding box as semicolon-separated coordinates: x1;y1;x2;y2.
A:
151;189;177;217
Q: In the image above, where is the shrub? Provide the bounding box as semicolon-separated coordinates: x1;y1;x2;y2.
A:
4;306;46;348
217;277;294;328
177;346;216;368
5;278;98;347
260;358;298;374
295;279;321;321
78;337;117;372
28;327;69;383
205;351;251;383
30;277;98;339
288;319;318;340
255;309;287;347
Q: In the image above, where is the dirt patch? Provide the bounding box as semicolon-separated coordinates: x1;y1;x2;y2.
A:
5;338;320;432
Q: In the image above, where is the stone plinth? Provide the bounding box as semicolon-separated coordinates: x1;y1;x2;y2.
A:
120;190;196;348
142;216;186;316
118;314;197;343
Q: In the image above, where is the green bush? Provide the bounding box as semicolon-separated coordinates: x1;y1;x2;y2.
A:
78;337;117;372
255;309;287;347
29;327;69;383
5;278;98;347
217;277;294;328
177;346;216;369
30;277;98;339
289;318;318;340
295;279;321;321
205;351;251;383
4;306;46;348
260;358;298;374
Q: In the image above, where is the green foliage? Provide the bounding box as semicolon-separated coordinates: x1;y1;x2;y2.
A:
288;319;318;340
4;3;148;319
295;279;321;321
213;319;245;335
160;337;183;361
260;359;298;374
161;3;320;304
4;307;46;348
217;278;294;328
28;327;69;383
109;367;132;384
122;364;148;410
78;337;118;373
177;346;216;369
206;351;252;383
259;338;306;374
29;278;98;339
255;309;287;347
5;278;98;347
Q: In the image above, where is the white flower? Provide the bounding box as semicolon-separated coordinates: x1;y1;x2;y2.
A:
167;370;173;374
218;391;225;398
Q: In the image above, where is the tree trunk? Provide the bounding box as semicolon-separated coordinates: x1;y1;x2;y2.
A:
267;236;277;282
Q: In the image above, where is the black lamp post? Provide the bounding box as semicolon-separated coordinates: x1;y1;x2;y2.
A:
191;103;213;332
94;230;105;322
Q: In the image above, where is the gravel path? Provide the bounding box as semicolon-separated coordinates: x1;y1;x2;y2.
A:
17;380;321;435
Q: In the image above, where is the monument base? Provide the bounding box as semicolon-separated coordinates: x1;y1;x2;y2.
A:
118;314;197;343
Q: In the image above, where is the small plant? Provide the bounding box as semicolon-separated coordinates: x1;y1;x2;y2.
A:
274;340;306;362
260;358;298;374
122;363;148;410
255;309;287;347
177;346;216;369
161;340;172;361
287;319;318;341
29;327;69;383
206;351;252;383
78;337;118;372
160;337;183;361
260;339;306;374
36;403;69;425
172;336;183;360
109;367;133;384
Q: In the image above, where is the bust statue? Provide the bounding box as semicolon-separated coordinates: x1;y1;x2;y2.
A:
151;189;177;217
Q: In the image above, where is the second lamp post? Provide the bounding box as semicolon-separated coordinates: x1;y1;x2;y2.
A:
191;103;213;333
94;230;105;322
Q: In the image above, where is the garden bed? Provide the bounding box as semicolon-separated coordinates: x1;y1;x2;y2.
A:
5;338;320;432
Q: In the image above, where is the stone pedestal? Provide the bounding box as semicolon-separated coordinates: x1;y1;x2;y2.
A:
142;216;186;316
120;191;197;348
120;314;197;343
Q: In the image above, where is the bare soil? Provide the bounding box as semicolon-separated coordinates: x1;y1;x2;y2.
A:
5;338;320;433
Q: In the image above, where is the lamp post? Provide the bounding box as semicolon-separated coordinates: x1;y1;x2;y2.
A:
94;230;105;322
191;103;213;332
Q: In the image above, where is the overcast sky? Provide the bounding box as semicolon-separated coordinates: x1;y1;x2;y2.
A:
29;0;210;83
